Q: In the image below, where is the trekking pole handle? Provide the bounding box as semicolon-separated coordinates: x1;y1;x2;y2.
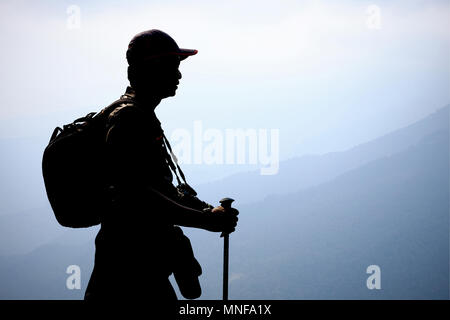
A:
220;198;234;238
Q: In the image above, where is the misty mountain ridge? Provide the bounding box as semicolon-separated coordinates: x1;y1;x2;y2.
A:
2;106;446;256
0;105;448;299
195;105;449;206
221;127;449;299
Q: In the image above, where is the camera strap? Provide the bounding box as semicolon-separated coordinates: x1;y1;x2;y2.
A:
161;132;193;191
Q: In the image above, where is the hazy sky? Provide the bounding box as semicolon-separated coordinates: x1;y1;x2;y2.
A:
0;1;448;299
0;0;449;181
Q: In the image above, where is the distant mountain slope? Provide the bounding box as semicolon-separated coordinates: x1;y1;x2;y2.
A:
0;107;446;256
218;128;449;299
0;206;64;256
195;105;449;205
0;107;448;299
0;204;99;256
0;241;95;299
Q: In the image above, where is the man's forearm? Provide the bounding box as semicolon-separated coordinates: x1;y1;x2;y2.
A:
148;186;210;229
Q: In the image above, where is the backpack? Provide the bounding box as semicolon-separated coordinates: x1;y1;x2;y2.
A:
42;100;124;228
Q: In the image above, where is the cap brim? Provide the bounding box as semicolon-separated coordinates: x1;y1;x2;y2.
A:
178;48;198;60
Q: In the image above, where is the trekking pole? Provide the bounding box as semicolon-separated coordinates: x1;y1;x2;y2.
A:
219;197;234;301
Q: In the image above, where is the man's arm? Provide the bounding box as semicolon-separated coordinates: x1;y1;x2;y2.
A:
147;186;237;233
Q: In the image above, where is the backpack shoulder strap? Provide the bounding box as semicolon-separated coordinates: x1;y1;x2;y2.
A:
95;97;134;121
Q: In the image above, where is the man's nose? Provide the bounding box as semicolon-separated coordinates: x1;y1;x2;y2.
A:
177;70;182;80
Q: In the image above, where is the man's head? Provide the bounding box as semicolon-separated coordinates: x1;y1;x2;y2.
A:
126;29;197;100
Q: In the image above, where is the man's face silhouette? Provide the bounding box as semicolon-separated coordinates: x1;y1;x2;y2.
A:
133;55;182;100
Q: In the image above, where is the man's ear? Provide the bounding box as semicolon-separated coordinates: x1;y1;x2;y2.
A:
128;65;149;88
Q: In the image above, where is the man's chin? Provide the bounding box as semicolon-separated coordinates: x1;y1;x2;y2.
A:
162;88;177;98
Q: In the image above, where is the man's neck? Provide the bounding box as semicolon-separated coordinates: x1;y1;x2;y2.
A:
129;86;161;111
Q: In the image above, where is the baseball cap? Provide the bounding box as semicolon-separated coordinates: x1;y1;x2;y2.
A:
126;29;198;65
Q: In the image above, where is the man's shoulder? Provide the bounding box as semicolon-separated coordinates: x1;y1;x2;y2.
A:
109;100;140;118
106;99;144;125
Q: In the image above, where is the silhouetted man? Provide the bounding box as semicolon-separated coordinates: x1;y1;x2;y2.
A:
84;30;238;303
